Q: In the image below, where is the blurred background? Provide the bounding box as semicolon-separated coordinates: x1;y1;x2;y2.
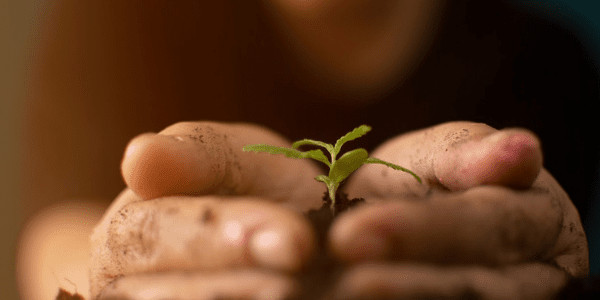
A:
2;1;599;299
2;1;39;299
512;0;600;277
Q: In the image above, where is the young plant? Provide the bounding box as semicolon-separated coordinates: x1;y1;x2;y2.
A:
243;125;421;212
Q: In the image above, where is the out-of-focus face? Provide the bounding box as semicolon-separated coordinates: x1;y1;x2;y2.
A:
264;0;447;100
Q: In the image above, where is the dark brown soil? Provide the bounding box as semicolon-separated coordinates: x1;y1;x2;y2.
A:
55;288;84;300
294;192;365;299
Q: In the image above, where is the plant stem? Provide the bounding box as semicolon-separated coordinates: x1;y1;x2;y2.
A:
328;151;338;214
328;182;338;214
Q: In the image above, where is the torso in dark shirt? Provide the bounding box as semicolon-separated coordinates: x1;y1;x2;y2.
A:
227;0;599;223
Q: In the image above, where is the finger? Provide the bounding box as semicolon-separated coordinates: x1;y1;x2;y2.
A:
90;192;314;298
121;121;323;210
331;262;566;300
537;171;589;278
330;181;562;265
346;121;543;197
98;269;297;300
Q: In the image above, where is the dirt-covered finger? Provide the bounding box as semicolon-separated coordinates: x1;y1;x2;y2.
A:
90;195;314;298
346;121;542;198
330;262;567;300
122;121;323;210
330;184;562;265
97;269;297;300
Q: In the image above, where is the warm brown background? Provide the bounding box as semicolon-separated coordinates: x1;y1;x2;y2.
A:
1;1;39;298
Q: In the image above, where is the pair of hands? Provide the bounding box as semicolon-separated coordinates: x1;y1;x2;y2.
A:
89;121;588;299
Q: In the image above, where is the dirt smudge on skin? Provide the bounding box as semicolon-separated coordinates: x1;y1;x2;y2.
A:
133;210;158;257
380;168;388;177
109;203;159;262
190;125;240;193
55;288;84;300
444;128;470;145
199;207;215;225
186;133;204;143
568;222;576;233
166;206;180;215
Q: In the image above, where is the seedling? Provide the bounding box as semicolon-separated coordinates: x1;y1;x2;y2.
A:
243;125;421;213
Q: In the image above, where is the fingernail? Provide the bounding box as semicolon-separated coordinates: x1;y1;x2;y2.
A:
250;228;301;271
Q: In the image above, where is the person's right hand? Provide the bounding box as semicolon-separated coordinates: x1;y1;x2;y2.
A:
328;122;588;299
89;122;324;299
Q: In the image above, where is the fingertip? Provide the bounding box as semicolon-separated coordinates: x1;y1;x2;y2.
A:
121;133;172;199
121;133;220;199
437;130;543;190
222;200;315;271
121;133;155;193
491;131;543;188
249;228;304;271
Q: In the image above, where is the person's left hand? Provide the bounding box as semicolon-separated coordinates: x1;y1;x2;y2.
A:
328;121;588;299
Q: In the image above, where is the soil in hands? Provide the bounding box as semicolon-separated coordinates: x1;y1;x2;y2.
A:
295;191;365;299
55;288;84;300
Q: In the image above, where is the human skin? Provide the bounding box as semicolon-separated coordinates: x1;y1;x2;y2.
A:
18;0;590;298
262;0;446;99
89;121;587;299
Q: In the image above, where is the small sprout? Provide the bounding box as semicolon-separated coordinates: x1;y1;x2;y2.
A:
243;125;421;213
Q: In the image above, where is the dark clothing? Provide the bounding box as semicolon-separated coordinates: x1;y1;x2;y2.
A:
234;0;599;226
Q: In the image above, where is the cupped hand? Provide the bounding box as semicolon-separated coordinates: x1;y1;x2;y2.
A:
90;122;325;299
329;121;588;299
121;121;324;210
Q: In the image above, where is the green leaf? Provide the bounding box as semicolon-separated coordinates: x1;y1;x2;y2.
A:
333;125;372;155
329;148;369;184
314;174;331;185
243;144;330;167
365;157;422;184
303;149;331;167
243;144;299;156
292;139;334;154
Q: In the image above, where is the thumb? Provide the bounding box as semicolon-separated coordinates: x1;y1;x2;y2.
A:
347;121;543;196
121;121;323;210
434;124;543;190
